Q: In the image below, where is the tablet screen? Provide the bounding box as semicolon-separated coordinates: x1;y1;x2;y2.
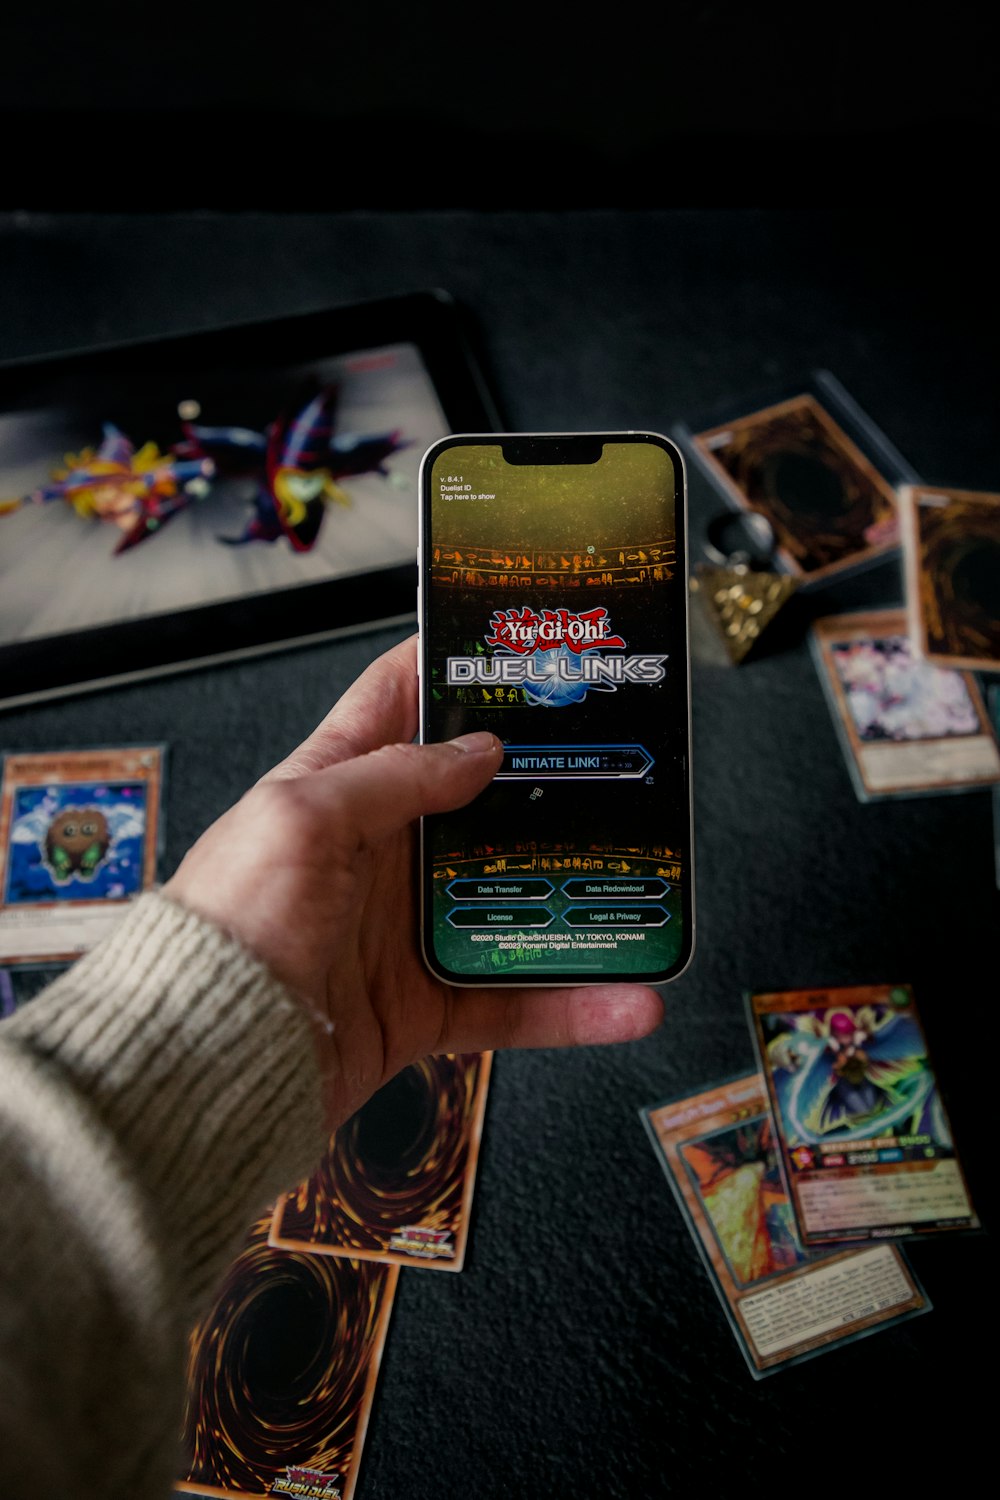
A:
0;339;448;645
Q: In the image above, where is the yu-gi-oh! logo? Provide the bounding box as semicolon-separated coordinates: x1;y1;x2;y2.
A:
485;606;625;654
447;605;666;706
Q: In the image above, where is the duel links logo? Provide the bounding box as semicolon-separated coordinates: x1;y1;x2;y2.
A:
446;606;666;705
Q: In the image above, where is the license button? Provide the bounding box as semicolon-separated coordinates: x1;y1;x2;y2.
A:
447;906;555;929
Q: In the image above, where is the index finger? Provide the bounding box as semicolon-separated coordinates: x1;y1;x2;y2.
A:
264;634;419;781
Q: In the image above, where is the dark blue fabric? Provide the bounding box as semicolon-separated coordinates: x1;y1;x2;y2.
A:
0;212;993;1498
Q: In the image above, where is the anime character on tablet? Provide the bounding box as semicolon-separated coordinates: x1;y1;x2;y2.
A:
1;422;214;553
177;385;408;551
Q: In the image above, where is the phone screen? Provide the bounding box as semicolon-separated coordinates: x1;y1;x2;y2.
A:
419;434;693;985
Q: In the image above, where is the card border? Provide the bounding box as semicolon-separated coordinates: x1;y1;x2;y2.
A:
810;607;1000;800
641;1071;929;1377
174;1245;399;1500
690;391;901;585
0;744;166;962
900;482;1000;672
268;1051;493;1273
745;984;980;1247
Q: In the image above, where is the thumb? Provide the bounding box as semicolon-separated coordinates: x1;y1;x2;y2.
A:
319;731;503;843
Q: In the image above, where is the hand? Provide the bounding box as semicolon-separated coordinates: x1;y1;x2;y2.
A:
164;636;664;1127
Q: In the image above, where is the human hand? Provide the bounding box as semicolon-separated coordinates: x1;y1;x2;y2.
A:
164;636;664;1127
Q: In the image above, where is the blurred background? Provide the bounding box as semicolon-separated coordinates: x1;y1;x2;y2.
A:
2;4;996;211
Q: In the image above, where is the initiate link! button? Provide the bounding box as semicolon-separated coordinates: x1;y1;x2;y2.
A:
447;906;555;929
496;744;654;779
562;906;670;927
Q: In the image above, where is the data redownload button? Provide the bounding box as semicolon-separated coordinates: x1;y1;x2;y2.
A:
561;877;668;900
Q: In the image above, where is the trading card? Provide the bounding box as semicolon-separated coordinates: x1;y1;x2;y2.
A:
748;984;978;1246
0;960;69;1017
692;393;900;583
642;1074;928;1377
811;609;1000;799
901;484;1000;671
0;746;165;963
270;1052;492;1271
176;1213;398;1500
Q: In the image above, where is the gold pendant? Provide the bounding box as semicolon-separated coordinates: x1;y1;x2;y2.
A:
690;563;798;665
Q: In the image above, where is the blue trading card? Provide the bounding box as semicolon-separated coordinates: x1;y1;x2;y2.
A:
4;780;149;904
0;746;165;963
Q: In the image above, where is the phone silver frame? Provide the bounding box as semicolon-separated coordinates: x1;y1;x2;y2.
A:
417;431;695;989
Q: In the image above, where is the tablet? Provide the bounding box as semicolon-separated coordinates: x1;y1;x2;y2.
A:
0;290;499;708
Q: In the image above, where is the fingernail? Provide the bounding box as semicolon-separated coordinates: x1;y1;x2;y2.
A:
448;731;501;755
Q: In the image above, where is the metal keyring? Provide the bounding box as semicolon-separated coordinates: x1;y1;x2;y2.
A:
703;510;776;568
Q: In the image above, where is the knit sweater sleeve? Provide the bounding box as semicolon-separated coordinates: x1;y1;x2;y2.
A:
0;891;328;1500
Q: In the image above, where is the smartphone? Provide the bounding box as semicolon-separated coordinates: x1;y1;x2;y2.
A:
418;432;693;986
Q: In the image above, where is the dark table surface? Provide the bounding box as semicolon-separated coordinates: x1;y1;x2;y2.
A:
1;211;995;1497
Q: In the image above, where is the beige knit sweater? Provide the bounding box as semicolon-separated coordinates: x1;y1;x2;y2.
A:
0;892;327;1499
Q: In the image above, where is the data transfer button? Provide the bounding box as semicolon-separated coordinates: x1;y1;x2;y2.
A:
446;878;554;902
